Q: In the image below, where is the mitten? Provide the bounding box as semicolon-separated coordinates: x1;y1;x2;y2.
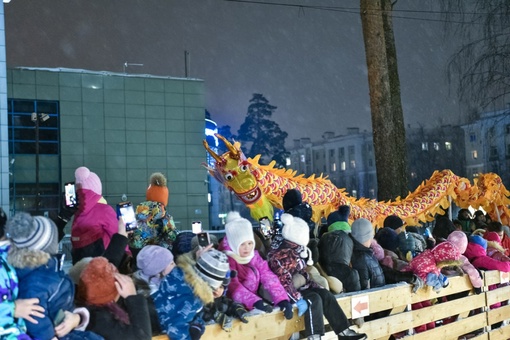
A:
253;300;273;313
189;320;205;340
295;298;308;317
411;275;425;293
474;286;483;295
426;273;443;292
277;300;293;320
231;303;249;323
439;273;449;288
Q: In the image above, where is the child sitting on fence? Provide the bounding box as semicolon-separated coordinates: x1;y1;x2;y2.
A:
217;211;294;319
268;213;367;340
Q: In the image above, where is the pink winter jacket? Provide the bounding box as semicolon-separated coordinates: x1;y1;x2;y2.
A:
464;242;510;272
403;242;461;280
218;237;289;310
71;189;118;250
484;232;510;262
447;231;483;288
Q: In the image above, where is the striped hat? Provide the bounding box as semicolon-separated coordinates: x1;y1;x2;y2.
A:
195;249;230;290
6;212;59;255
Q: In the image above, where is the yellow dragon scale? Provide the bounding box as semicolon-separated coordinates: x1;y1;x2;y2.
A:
204;134;510;227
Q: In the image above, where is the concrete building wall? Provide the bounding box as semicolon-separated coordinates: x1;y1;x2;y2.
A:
6;67;209;230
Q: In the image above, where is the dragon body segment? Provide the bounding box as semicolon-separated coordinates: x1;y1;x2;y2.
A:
204;134;510;227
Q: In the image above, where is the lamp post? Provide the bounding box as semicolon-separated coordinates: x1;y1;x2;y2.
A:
32;112;49;214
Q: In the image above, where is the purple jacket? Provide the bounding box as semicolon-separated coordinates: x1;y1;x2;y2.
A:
218;237;289;310
72;189;118;250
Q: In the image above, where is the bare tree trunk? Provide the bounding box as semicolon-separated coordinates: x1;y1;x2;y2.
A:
360;0;408;201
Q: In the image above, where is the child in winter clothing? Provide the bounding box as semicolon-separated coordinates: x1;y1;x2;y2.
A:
483;231;510;262
350;219;385;290
464;235;510;272
446;231;484;290
153;249;231;340
133;245;176;295
72;166;119;264
487;222;510;256
0;208;45;340
268;213;367;340
218;211;293;318
129;173;178;254
77;256;151;340
7;213;100;340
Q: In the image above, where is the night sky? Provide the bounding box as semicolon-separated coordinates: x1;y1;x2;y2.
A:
5;0;466;145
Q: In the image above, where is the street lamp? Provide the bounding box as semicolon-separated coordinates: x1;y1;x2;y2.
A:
31;112;50;214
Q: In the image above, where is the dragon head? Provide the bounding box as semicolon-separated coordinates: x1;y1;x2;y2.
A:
203;134;274;220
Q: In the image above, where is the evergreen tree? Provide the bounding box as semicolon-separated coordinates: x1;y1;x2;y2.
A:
237;93;289;167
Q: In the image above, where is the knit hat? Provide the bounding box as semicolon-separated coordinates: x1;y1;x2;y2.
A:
281;213;313;265
447;231;468;254
283;189;302;211
137;245;174;277
469;235;488;250
78;257;119;305
195;249;230;290
375;227;398;252
383;215;403;230
6;213;59;255
75;166;102;195
351;218;374;244
146;172;169;207
337;205;351;222
224;211;254;256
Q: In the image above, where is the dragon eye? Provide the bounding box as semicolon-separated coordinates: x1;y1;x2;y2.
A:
224;173;234;181
239;164;249;172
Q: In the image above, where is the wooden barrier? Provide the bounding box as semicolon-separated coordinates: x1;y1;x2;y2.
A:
153;271;510;340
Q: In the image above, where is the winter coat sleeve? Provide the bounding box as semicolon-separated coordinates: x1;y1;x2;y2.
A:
18;281;56;340
459;255;483;288
101;204;119;247
351;254;370;290
255;255;289;305
102;233;129;268
267;249;302;302
227;259;262;310
122;295;152;340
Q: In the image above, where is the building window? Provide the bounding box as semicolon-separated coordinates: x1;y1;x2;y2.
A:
421;142;428;151
8;100;60;154
368;158;373;167
507;144;510;156
472;150;478;159
411;172;417;179
470;133;476;142
286;157;291;166
490;146;498;159
351;190;357;198
329;149;335;158
433;142;440;151
445;142;452;150
350;160;356;169
331;162;336;172
341;161;346;171
300;154;305;163
506;124;510;135
348;145;355;157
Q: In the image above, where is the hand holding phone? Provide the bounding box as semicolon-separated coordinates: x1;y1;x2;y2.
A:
64;182;77;208
197;232;211;247
117;201;138;232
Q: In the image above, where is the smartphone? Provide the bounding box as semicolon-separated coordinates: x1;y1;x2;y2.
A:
117;201;138;231
64;182;77;208
53;309;66;327
192;221;202;234
259;217;272;238
197;232;210;247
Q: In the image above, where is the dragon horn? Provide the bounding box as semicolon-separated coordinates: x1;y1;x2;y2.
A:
215;134;240;160
203;139;223;163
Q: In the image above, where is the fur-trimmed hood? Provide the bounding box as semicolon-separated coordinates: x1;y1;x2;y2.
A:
176;252;214;305
7;245;50;269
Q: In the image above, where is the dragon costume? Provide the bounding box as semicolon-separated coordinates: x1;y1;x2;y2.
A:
203;134;510;228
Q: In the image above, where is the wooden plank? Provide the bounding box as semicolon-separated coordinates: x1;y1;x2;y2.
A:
487;304;510;325
410;313;487;339
487;323;510;340
484;270;502;286
486;285;510;306
410;275;473;304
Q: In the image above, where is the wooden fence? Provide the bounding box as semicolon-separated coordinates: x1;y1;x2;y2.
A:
153;270;510;340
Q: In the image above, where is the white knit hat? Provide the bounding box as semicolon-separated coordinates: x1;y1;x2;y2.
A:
225;211;254;256
281;213;313;265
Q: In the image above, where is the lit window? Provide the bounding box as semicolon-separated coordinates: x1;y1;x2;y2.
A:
421;142;428;151
411;172;417;179
341;161;346;171
331;163;336;172
286;157;291;166
369;189;375;197
351;190;357;198
445;142;452;150
433;143;440;151
472;150;478;159
300;155;305;163
350;160;356;169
